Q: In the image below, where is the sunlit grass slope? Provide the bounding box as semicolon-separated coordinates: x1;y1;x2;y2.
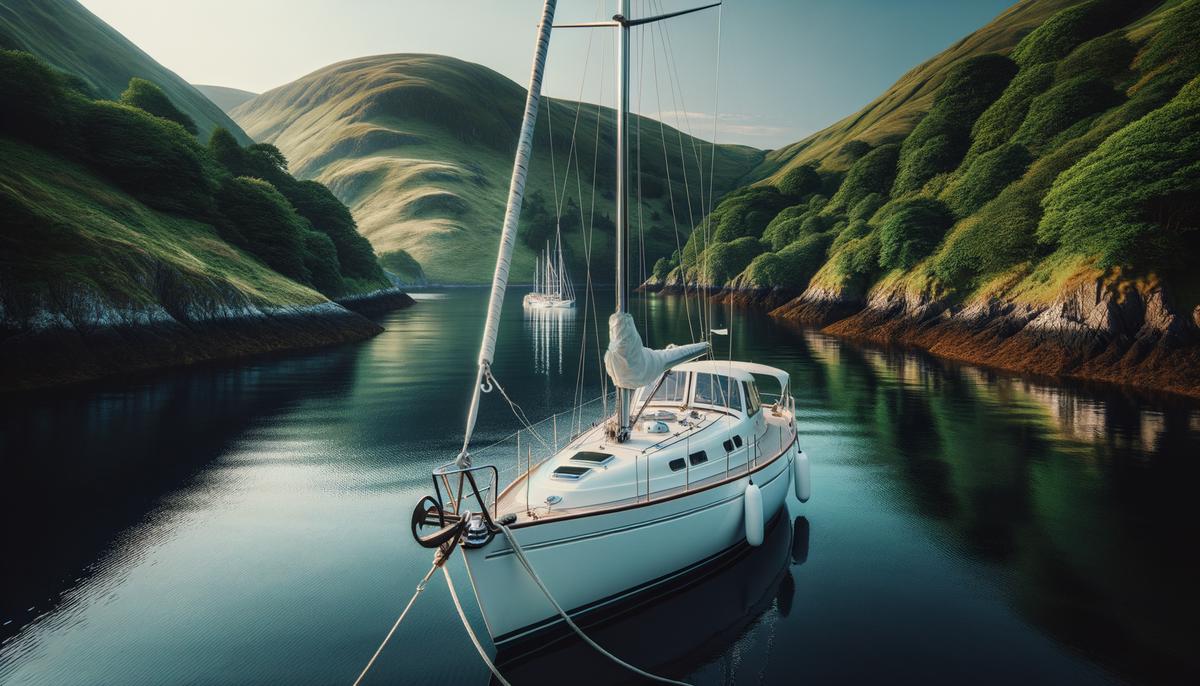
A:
0;0;252;143
194;85;258;115
230;54;765;284
0;137;326;314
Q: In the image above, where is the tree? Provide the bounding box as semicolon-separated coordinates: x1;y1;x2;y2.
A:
119;77;197;135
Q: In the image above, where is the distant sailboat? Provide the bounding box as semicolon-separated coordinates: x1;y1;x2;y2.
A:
524;237;575;309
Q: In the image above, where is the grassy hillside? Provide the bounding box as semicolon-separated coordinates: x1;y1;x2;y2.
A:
230;54;765;284
2;48;390;332
195;84;258;114
662;0;1200;320
0;0;252;144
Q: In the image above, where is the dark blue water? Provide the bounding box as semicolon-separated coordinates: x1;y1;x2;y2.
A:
1;288;1197;685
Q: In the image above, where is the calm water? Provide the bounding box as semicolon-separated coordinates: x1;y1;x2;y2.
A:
2;288;1198;685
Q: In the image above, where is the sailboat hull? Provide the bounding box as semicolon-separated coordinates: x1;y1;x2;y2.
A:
462;445;794;645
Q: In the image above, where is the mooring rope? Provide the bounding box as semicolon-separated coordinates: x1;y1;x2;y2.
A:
351;561;440;686
497;523;693;686
442;565;513;686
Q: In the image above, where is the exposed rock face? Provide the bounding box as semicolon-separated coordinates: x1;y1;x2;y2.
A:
0;283;415;391
770;273;1200;398
769;285;866;327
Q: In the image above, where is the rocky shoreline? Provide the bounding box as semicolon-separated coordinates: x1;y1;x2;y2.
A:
0;286;414;392
643;276;1200;399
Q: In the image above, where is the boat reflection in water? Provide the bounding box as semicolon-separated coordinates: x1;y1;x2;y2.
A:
494;510;809;685
524;298;575;376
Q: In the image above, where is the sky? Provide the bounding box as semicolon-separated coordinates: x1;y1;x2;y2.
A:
78;0;1015;149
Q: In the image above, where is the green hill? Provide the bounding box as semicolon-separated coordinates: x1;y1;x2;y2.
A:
194;84;258;114
1;46;394;390
658;0;1199;328
229;54;765;284
0;0;252;144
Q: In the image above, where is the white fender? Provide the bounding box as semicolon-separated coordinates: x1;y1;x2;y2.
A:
744;482;764;547
793;450;810;503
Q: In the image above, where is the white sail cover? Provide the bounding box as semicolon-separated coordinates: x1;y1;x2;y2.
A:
604;313;709;389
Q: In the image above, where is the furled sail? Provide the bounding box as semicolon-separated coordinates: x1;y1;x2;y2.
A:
604;313;709;389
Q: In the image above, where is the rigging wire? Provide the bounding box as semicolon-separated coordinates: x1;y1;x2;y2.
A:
647;20;697;344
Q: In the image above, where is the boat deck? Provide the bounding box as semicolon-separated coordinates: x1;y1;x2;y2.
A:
494;407;795;525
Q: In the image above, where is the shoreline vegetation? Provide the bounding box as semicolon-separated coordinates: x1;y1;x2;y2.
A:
641;281;1200;400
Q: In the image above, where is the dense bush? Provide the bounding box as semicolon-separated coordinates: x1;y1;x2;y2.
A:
775;163;822;198
708;186;793;243
893;55;1017;195
835;230;882;282
967;63;1056;158
837;139;873;164
1038;76;1200;268
0;49;71;144
77;100;214;216
1056;32;1134;81
763;211;828;251
828;143;900;212
744;231;834;289
849;193;885;223
120;77;198;135
934;188;1042;286
1011;0;1156;67
1134;0;1200;75
700;237;768;285
215;177;312;284
1014;75;1120;150
380;249;427;284
288;180;385;282
942;142;1032;217
829;217;873;255
878;198;955;270
302;230;345;295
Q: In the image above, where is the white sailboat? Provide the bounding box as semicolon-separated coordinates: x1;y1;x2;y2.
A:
524;238;575;309
410;0;810;656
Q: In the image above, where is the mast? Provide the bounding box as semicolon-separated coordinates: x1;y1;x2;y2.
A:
614;0;632;440
457;0;557;466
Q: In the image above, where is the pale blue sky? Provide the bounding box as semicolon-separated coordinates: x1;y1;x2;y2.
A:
79;0;1015;148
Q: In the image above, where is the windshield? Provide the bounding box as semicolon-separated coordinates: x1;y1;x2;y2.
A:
692;373;741;411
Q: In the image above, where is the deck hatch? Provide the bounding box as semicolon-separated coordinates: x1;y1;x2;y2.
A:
552;465;592;480
570;451;615;466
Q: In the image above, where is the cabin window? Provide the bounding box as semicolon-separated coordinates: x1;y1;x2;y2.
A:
692;373;741;411
669;458;686;472
689;450;708;466
743;381;762;415
733;435;744;448
723;439;734;452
